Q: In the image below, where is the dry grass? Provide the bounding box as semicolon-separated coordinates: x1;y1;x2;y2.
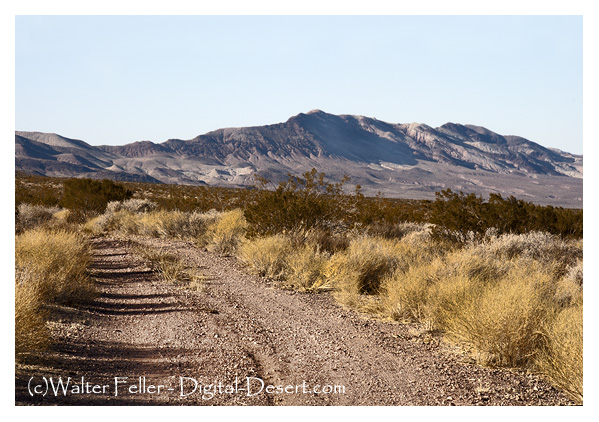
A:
16;203;70;233
15;268;50;355
321;237;431;312
135;245;205;289
238;235;293;279
239;234;329;290
477;231;582;278
106;198;157;214
536;302;583;404
16;228;93;303
15;228;93;356
284;244;330;291
205;209;247;255
433;260;554;366
84;206;220;241
378;233;583;399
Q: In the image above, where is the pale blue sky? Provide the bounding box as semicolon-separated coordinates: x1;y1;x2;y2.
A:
15;15;583;154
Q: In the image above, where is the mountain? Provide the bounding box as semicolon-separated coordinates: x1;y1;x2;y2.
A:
15;110;583;207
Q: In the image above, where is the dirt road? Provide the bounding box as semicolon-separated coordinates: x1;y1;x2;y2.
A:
15;236;573;405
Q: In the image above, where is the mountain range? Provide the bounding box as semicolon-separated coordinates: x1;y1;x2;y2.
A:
15;110;583;208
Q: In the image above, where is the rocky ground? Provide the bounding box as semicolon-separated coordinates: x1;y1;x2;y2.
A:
15;235;574;405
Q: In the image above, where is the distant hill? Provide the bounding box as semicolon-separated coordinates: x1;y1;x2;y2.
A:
15;110;583;207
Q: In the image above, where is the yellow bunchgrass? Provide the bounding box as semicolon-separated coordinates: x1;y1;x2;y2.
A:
16;228;92;303
238;235;293;279
321;237;432;311
15;228;92;356
15;268;50;355
284;244;330;291
536;302;583;404
205;209;247;255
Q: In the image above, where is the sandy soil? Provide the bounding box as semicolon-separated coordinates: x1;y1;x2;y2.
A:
15;235;573;405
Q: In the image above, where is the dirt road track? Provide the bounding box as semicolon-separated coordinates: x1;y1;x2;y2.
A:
15;236;573;405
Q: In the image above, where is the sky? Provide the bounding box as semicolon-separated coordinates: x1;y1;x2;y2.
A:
15;15;583;153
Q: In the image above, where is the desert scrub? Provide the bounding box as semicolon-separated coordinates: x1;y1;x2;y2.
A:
383;247;507;323
238;235;293;279
84;207;219;241
205;209;247;255
476;231;582;278
16;203;68;233
536;301;583;404
15;228;92;356
105;198;157;214
239;233;330;290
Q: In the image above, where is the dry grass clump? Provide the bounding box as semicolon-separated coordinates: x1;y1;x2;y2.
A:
205;209;247;255
82;210;136;235
84;207;220;241
238;235;293;279
15;268;50;355
16;228;92;303
287;228;349;254
322;237;431;311
385;247;559;366
84;205;247;254
433;260;555;366
381;238;583;398
239;234;330;290
284;244;330;291
135;245;205;289
536;302;583;404
15;228;92;356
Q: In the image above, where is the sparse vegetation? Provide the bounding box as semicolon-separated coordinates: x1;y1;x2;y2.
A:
135;245;205;290
14;171;583;403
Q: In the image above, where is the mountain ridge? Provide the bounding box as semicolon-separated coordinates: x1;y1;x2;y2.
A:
15;110;583;208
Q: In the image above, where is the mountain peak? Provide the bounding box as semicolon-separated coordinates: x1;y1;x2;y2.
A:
15;111;583;208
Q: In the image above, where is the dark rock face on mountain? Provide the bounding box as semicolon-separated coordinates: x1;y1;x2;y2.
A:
15;110;583;207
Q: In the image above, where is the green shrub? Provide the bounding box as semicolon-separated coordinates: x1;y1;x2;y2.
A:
244;169;353;236
430;189;582;243
60;178;132;213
